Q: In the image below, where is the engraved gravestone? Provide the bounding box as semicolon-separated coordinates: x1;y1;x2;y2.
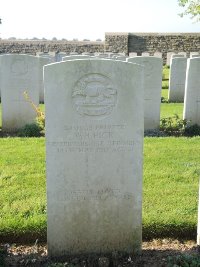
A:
142;52;150;57
115;56;128;61
167;52;175;65
190;52;200;58
183;57;200;125
38;57;51;103
62;55;94;61
55;52;67;62
127;56;163;130
44;59;144;257
129;52;137;57
37;52;55;62
168;57;187;102
0;54;40;131
154;52;162;58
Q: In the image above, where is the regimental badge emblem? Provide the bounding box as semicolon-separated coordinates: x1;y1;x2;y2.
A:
72;73;117;117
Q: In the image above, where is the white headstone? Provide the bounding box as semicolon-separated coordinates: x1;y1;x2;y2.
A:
183;57;200;125
142;52;150;57
70;52;79;55
172;54;185;58
82;52;94;56
167;52;175;65
190;52;200;58
37;52;55;62
197;182;200;245
154;52;162;58
62;55;94;61
44;59;144;257
0;54;40;131
95;53;109;58
55;52;67;62
38;57;51;103
127;56;163;130
191;55;200;58
115;56;128;61
129;52;137;57
168;57;187;102
178;52;187;57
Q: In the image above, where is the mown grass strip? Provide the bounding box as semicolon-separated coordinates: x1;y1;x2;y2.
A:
0;137;199;242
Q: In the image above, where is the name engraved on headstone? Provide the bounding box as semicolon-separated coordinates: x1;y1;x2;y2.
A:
48;123;134;153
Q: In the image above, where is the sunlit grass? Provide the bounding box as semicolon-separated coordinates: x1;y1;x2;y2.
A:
0;137;199;242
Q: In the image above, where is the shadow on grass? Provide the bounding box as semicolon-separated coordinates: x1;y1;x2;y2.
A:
143;223;197;241
0;223;197;244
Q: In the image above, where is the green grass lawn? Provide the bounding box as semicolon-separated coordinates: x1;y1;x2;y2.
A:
1;66;195;243
0;99;184;129
0;137;199;242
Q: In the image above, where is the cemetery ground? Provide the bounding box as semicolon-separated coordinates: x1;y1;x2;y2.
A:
1;64;200;266
1;103;200;266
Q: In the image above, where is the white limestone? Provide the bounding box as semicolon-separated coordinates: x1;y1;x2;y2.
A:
154;52;162;58
37;52;55;62
142;52;150;56
44;59;144;257
183;57;200;125
168;57;187;102
55;52;67;62
190;52;199;58
95;53;109;58
82;52;94;56
178;52;187;57
127;56;163;130
172;54;185;58
62;55;93;61
197;182;200;245
0;54;40;131
38;57;51;103
115;56;128;61
129;52;137;57
167;52;175;65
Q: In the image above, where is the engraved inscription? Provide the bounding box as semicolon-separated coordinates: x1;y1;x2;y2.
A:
48;188;135;202
48;124;134;153
72;73;117;117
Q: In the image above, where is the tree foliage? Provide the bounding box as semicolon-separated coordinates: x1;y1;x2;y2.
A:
178;0;200;21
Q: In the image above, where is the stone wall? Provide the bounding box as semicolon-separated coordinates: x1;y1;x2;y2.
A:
1;33;200;63
104;32;129;54
128;32;200;63
0;40;104;55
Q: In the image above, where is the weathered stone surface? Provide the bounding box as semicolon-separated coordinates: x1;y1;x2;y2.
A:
129;52;137;57
183;57;200;125
142;52;150;56
127;56;163;130
115;56;128;61
55;52;67;62
0;54;40;131
38;57;51;103
1;33;200;64
168;57;187;102
44;59;144;257
105;33;129;55
62;55;94;61
167;52;175;65
154;52;162;58
190;52;200;57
